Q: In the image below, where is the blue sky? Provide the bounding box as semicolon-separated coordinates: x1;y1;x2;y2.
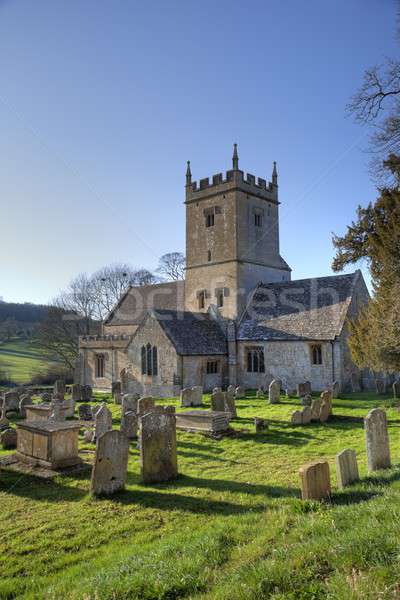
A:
0;0;397;304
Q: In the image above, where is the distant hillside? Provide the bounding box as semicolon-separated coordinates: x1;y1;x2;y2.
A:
0;301;49;340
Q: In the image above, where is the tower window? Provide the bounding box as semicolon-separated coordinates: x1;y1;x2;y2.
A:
141;344;158;376
198;290;206;309
206;212;215;227
95;354;105;378
254;213;263;227
246;347;265;373
215;288;224;308
206;360;219;374
207;250;211;262
311;344;323;365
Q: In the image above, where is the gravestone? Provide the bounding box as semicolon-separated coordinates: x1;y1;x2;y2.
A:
393;381;400;400
0;428;17;449
121;410;138;439
137;397;155;416
297;381;311;398
301;394;312;407
331;381;340;399
19;395;31;419
254;417;268;433
53;380;66;398
180;388;194;407
235;386;245;399
213;387;222;394
299;460;331;500
269;379;280;404
3;391;20;412
40;392;52;403
301;406;312;424
291;410;303;425
122;394;140;415
364;408;391;472
112;381;122;405
319;401;330;423
78;404;93;421
350;373;361;393
93;403;113;442
91;430;129;496
64;397;75;418
375;379;386;395
81;385;93;402
320;390;332;415
191;386;203;406
226;385;235;399
224;394;237;418
310;398;322;422
71;384;82;402
49;398;65;422
139;407;177;484
286;389;297;398
0;408;9;431
336;449;359;489
83;428;93;443
211;391;225;412
256;388;264;399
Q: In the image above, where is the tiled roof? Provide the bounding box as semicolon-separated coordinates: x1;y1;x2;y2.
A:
238;271;363;342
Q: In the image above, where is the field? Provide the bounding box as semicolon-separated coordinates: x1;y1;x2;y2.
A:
0;338;54;384
1;391;400;599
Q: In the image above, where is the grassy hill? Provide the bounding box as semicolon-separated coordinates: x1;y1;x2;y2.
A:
1;391;400;599
0;338;55;384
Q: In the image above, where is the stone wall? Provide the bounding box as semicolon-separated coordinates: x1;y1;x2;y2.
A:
81;347;129;391
182;355;228;391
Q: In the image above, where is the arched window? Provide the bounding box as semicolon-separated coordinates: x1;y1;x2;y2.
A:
152;346;158;376
311;344;323;365
141;344;158;376
96;354;105;378
141;346;146;374
246;347;265;373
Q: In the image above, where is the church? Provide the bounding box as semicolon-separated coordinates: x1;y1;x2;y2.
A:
78;146;370;395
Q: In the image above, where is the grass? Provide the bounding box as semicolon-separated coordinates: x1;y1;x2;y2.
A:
0;338;56;384
1;391;400;599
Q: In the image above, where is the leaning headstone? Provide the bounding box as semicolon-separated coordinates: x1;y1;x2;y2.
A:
234;386;245;399
336;449;359;489
331;381;340;399
299;460;331;500
301;406;312;424
19;395;31;418
137;396;155;416
364;408;391;472
3;391;20;412
291;410;303;425
0;428;17;449
393;380;400;400
256;388;264;399
310;398;322;422
78;404;93;421
91;430;129;496
254;417;268;433
301;394;312;407
121;410;138;440
139;407;177;484
269;379;280;404
93;403;113;442
53;379;66;397
297;381;311;398
211;390;225;412
224;394;237;418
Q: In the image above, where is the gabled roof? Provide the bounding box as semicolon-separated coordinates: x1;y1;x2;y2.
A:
142;309;227;355
238;271;365;342
104;281;184;326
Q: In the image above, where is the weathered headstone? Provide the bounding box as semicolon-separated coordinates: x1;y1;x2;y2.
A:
310;398;322;422
301;406;312;424
71;384;82;402
0;408;9;431
213;387;222;394
393;380;400;400
331;381;340;399
211;390;225;412
256;388;264;399
364;408;391;472
226;385;235;398
269;379;280;404
3;391;20;413
297;381;311;398
224;393;237;418
0;428;17;449
112;381;122;405
375;379;386;395
122;393;140;415
254;417;268;432
191;386;203;406
81;385;93;402
64;397;75;418
286;388;297;398
19;395;31;419
137;396;155;416
53;379;66;397
91;430;129;496
320;390;332;415
234;386;245;399
139;407;177;484
93;403;113;442
49;398;65;422
291;410;303;425
319;401;330;423
83;428;93;443
78;403;93;421
299;460;331;500
350;373;361;393
180;388;194;407
121;410;138;439
336;449;359;489
301;394;312;407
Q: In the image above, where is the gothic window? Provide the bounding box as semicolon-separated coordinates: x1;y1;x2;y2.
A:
95;354;105;378
198;290;206;310
246;347;265;373
206;212;215;227
206;360;219;374
254;212;263;227
311;344;323;365
141;344;158;376
216;288;224;308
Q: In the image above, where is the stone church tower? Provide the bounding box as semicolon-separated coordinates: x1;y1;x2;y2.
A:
184;145;292;319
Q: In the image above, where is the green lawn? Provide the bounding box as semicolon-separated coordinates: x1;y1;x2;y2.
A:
1;392;400;599
0;338;55;384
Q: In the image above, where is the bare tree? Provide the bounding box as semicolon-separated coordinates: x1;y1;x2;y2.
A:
131;268;159;286
157;252;185;281
91;263;136;320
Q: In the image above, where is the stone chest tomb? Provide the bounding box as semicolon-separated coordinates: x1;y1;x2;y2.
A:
16;421;81;469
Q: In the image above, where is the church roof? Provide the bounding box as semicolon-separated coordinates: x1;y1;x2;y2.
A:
149;309;227;355
238;271;365;342
104;281;184;327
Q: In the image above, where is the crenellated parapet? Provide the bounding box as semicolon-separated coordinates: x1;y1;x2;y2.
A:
79;334;132;350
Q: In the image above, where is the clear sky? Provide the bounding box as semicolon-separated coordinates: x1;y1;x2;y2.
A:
0;0;397;304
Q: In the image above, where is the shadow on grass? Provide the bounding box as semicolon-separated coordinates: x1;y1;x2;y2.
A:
0;471;88;502
331;489;382;505
178;474;298;499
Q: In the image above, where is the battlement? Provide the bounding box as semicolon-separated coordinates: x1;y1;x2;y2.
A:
79;334;132;349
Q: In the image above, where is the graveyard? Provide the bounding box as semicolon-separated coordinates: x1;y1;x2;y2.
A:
1;388;400;599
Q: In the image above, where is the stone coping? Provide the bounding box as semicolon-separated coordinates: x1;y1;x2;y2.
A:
17;421;81;433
